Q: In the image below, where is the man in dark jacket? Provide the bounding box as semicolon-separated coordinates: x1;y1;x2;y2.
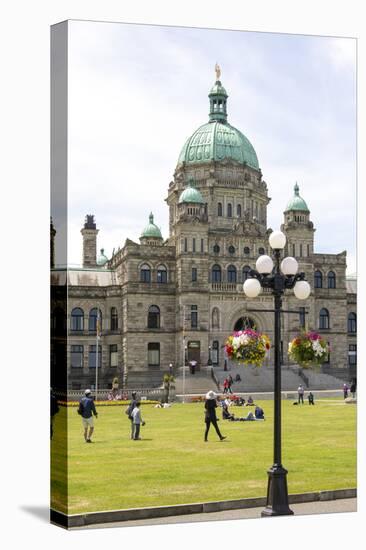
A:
78;389;98;443
204;391;226;442
126;391;138;439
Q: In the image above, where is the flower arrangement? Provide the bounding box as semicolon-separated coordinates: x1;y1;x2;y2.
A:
288;331;329;367
225;329;271;366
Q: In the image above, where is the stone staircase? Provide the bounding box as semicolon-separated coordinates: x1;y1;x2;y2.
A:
174;367;218;394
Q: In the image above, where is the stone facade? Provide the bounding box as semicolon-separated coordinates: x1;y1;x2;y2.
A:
54;76;357;390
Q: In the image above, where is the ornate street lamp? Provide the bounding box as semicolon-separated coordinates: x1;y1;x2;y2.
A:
208;345;212;366
243;230;311;516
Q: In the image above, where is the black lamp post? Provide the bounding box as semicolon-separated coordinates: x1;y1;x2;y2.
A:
243;230;311;516
208;345;212;366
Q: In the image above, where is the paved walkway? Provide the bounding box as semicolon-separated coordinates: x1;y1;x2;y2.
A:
76;498;356;530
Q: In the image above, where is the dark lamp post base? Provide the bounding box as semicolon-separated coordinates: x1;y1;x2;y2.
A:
261;465;294;517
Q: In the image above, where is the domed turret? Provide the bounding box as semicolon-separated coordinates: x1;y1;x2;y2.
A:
97;248;109;267
285;183;309;212
179;179;205;204
177;66;259;169
140;213;163;246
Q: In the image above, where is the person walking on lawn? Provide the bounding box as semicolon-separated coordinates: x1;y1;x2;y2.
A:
204;391;226;442
126;391;138;439
131;402;145;440
78;389;98;443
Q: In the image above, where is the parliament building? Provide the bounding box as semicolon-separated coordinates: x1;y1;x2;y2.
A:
51;71;357;390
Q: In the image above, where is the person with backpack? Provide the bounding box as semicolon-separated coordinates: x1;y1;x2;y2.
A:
78;389;98;443
125;391;137;439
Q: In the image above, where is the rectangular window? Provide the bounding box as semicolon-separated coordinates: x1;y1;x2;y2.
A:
71;345;83;368
299;307;306;328
148;343;160;366
292;243;296;257
348;344;357;366
201;239;204;253
184;238;188;252
191;305;198;329
109;344;118;368
89;345;102;368
192;267;197;282
192;238;196;252
299;244;303;257
307;244;310;256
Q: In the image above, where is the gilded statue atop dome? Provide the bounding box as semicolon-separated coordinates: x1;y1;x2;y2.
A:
215;63;221;80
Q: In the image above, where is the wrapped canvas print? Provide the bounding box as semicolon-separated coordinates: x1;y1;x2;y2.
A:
50;20;357;529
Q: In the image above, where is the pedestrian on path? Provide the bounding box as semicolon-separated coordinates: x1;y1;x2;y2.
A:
204;391;226;442
298;385;305;404
78;389;98;443
343;383;349;399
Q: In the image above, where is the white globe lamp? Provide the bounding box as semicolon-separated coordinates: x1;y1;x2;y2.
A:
243;278;261;298
256;255;274;275
294;280;311;300
281;256;298;276
269;230;286;250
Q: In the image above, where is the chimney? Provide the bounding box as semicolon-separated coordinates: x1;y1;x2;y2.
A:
81;215;99;267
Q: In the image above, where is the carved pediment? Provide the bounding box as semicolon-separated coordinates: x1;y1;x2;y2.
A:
232;220;263;237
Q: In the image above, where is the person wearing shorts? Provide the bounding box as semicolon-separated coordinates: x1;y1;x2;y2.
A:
78;389;98;442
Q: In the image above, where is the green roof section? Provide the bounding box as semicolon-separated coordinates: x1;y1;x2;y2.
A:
285;183;309;212
140;213;163;239
178;179;205;204
177;72;259;169
97;248;109;266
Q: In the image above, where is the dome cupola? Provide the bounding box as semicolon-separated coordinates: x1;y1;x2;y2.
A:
140;213;163;245
97;248;109;267
177;65;259;169
178;179;205;204
285;183;309;212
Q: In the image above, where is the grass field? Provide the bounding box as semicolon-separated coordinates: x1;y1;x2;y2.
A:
51;398;356;515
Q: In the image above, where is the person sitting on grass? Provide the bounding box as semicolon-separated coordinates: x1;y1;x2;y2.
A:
222;403;235;421
245;395;254;406
255;405;265;419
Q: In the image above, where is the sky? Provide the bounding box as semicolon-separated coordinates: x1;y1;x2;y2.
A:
64;20;356;273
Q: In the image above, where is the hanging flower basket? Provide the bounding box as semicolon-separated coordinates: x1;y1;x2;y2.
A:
225;329;271;367
288;331;329;368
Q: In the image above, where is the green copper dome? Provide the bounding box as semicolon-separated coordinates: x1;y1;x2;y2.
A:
97;248;109;266
179;180;205;204
177;71;259;170
140;213;163;239
285;183;309;212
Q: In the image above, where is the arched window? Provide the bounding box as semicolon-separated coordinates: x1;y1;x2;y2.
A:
237;204;242;217
258;247;265;255
228;245;235;255
314;270;323;288
218;202;223;217
244;246;250;255
89;308;102;333
242;265;251;282
319;308;329;330
227;203;232;217
110;307;118;331
148;305;160;329
157;265;167;283
227;265;237;283
71;307;84;332
211;264;222;283
213;244;220;254
327;271;336;289
140;263;151;283
348;312;357;333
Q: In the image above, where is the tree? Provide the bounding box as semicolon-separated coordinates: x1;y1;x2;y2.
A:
163;374;175;403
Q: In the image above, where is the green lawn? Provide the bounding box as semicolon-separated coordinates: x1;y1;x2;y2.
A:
51;398;356;515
